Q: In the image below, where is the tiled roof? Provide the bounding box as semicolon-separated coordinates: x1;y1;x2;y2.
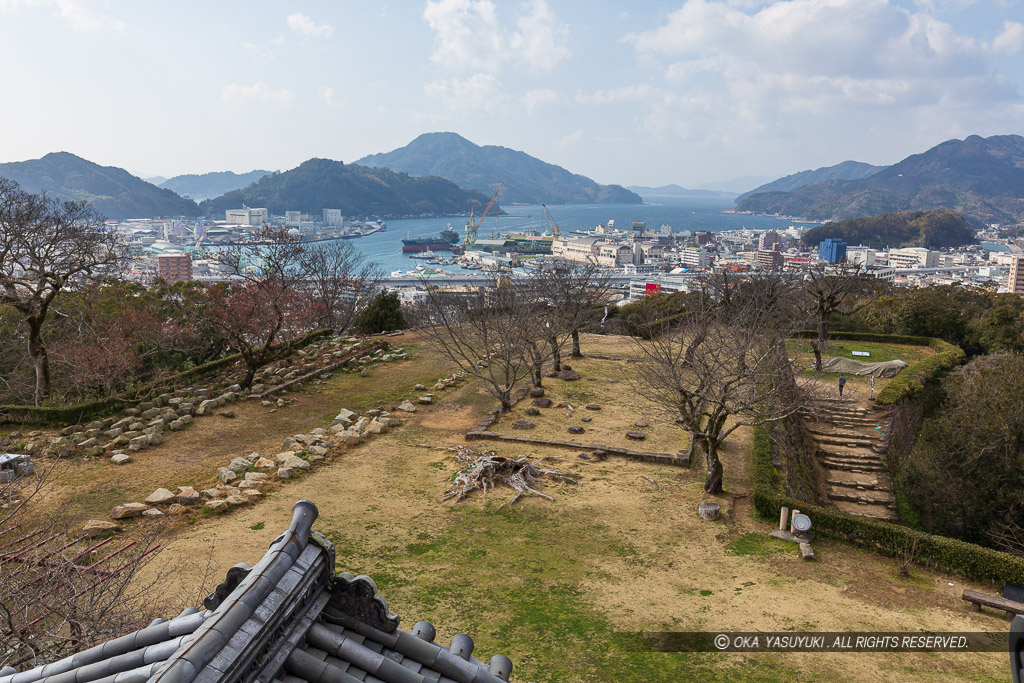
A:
0;501;514;683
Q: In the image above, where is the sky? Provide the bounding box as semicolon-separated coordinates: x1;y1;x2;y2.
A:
0;0;1022;190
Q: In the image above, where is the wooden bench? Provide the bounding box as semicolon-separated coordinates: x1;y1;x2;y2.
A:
962;589;1024;619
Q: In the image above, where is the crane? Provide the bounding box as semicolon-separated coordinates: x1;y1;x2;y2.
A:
464;182;504;246
541;203;560;237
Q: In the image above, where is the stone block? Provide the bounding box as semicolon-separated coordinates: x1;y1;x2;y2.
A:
111;503;148;519
145;488;176;505
216;467;237;484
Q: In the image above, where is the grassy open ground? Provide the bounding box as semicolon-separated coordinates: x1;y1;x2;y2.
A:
8;333;1009;681
787;338;935;400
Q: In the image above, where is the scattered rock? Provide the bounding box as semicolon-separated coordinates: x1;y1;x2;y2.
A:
142;508;164;517
254;456;277;468
414;383;426;390
219;410;236;419
111;453;131;465
216;467;238;484
625;431;646;440
397;401;417;413
585;404;601;411
512;420;535;430
277;467;293;480
83;520;120;537
577;453;593;461
177;487;201;506
532;397;553;408
144;488;176;505
111;503;148;520
528;387;545;398
568;426;585;434
581;417;592;423
228;457;253;474
204;500;229;514
557;370;580;381
524;407;540;416
418;395;434;405
634;420;649;428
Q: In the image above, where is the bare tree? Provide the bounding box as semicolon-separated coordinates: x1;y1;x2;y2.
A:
799;261;882;371
0;179;124;404
203;226;311;389
0;455;214;669
533;260;613;364
300;241;381;333
414;280;544;411
630;273;810;494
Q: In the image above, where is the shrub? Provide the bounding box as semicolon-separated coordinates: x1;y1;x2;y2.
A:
875;338;964;405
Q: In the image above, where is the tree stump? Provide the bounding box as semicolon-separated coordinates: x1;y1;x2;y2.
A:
698;502;720;521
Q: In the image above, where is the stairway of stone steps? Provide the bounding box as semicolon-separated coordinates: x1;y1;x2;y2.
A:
800;398;899;523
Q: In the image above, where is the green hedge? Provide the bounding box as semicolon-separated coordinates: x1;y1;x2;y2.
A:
793;330;933;346
751;424;1024;584
875;338;964;406
0;328;334;427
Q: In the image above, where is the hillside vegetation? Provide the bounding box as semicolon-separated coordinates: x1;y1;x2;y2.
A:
737;134;1024;225
357;132;641;205
735;160;887;204
200;158;492;216
0;152;199;219
801;209;976;249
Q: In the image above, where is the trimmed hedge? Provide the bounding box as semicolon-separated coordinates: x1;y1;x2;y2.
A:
875;338;964;405
793;330;933;346
0;328;334;427
751;424;1024;584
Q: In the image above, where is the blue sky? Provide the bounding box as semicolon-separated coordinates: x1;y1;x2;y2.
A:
0;0;1022;189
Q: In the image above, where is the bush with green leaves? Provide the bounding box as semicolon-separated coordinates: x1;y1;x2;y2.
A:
354;289;406;335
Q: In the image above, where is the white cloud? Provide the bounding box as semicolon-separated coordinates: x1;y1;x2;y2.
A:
221;82;294;107
522;88;560;114
626;0;1016;118
287;12;334;40
991;20;1024;55
319;86;343;109
575;84;657;105
0;0;122;31
423;0;570;72
424;72;505;111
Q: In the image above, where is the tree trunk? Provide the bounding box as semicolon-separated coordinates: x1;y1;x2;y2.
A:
817;314;828;350
529;341;544;388
499;391;513;412
549;335;562;372
571;328;582;358
240;363;258;390
702;438;724;495
27;318;50;406
810;340;823;373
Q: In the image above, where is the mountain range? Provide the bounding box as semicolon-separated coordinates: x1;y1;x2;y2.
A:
735;161;888;204
736;135;1024;225
357;132;641;205
198;159;491;217
0;152;199;219
159;170;272;201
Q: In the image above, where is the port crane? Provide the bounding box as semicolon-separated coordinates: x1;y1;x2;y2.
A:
464;182;503;246
540;203;561;237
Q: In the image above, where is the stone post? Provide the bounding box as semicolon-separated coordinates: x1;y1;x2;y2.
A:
779;506;789;532
790;509;800;534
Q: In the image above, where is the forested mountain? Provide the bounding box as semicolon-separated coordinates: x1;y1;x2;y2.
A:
357;132;641;205
0;152;199;219
801;209;976;249
735;160;887;204
160;169;272;201
737;135;1024;225
199;158;491;217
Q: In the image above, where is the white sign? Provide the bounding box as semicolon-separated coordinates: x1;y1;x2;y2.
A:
851;351;871;357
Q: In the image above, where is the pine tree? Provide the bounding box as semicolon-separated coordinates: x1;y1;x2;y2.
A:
354;289;406;334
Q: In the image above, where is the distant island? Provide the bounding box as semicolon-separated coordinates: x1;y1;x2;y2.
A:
627;184;736;199
0;152;199;219
801;209;976;250
738;134;1024;226
160;170;273;201
199;158;492;217
357;132;641;206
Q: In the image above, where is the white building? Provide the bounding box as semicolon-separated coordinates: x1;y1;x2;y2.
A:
677;247;710;268
323;209;343;226
285;211;302;227
225;208;269;226
888;247;938;268
847;247;877;267
551;236;603;262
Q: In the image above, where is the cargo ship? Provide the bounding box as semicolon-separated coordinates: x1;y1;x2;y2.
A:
401;224;461;253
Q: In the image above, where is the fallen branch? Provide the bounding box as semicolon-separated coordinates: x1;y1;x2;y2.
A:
640;475;659;489
443;446;578;505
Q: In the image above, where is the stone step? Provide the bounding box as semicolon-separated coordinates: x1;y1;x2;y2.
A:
818;437;880;449
832;503;900;522
816;448;883;460
806;428;882;442
829;490;897;506
821;461;886;473
827;478;892;492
